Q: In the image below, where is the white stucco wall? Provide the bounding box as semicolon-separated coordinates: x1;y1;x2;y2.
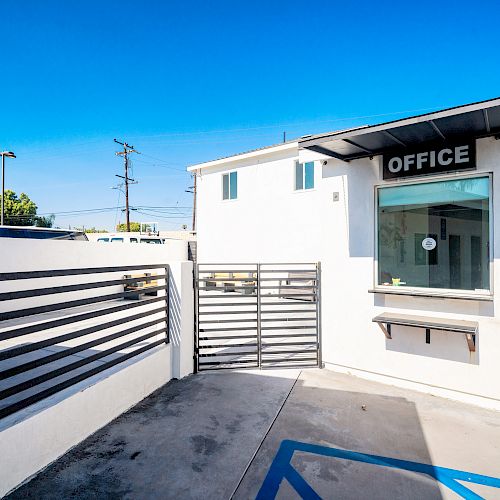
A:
195;137;500;410
0;240;194;496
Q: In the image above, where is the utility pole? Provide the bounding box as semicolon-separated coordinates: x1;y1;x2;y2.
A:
192;172;197;232
114;139;139;232
1;151;16;226
185;171;197;232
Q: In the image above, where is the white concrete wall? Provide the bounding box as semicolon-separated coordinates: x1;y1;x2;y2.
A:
0;240;194;496
195;137;500;411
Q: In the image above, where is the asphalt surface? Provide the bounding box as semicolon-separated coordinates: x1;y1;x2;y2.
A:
7;369;500;499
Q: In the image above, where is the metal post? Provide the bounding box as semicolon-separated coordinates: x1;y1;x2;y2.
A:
257;263;262;369
1;154;4;226
165;265;170;344
194;263;199;373
316;261;323;368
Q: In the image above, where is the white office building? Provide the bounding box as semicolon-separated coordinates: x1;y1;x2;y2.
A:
189;97;500;410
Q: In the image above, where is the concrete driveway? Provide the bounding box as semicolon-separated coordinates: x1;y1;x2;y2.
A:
6;369;500;499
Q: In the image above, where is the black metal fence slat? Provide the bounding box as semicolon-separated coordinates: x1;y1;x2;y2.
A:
260;317;317;322
261;325;318;330
198;350;258;358
198;295;258;300
198;360;258;368
0;264;169;282
0;274;167;302
0;285;167;322
199;335;258;341
199;318;257;324
199;326;258;332
260;300;317;304
0;338;166;420
259;286;318;290
200;343;257;349
261;341;318;347
261;333;318;338
261;356;318;363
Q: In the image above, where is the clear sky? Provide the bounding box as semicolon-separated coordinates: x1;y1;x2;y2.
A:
1;0;499;230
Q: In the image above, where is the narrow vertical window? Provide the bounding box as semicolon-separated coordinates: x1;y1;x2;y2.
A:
295;161;303;190
222;174;230;200
304;162;314;189
222;172;238;200
295;161;314;190
230;171;237;199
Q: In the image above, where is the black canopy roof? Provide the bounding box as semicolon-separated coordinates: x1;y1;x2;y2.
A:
299;97;500;162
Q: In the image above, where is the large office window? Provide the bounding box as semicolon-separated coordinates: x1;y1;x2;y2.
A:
295;161;314;190
377;176;490;292
222;171;237;200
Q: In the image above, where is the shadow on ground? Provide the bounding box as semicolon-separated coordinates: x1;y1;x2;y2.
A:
7;369;500;499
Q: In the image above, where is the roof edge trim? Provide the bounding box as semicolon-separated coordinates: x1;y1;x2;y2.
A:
187;141;299;171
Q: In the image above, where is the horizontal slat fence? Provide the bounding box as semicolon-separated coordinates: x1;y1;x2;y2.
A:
0;264;169;419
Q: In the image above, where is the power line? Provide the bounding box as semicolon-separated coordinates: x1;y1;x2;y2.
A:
125;105;445;140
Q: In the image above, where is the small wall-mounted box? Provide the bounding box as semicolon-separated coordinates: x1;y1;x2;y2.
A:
332;192;340;202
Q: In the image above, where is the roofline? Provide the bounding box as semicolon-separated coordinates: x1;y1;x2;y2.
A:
187;141;299;171
299;96;500;148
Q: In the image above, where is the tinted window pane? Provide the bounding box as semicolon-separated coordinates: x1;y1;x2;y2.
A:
140;238;162;244
304;162;314;189
222;174;229;200
378;177;490;291
230;171;237;199
295;162;303;190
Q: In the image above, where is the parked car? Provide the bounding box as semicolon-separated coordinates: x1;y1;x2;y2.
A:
0;226;88;240
95;234;163;244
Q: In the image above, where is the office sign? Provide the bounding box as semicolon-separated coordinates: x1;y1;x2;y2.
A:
382;140;476;180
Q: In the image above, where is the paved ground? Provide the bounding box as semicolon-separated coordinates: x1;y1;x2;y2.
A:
7;369;500;499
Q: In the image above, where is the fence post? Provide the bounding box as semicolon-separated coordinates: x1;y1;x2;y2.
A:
257;263;262;369
317;261;322;368
193;263;199;373
165;265;170;344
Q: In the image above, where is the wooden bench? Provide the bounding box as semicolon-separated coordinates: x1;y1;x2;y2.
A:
372;312;478;352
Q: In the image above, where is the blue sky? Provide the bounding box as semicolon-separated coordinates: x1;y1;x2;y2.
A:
1;0;499;230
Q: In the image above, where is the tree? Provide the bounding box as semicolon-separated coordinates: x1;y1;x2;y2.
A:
78;227;108;234
0;190;54;227
116;222;142;232
34;215;56;228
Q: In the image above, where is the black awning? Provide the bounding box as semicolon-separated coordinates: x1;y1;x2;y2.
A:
299;97;500;162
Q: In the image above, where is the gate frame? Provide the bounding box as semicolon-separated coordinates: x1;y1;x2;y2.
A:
194;262;322;372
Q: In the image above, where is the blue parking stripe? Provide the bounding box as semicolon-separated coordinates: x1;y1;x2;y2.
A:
257;440;500;500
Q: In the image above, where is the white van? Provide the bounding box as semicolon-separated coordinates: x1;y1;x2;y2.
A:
95;233;163;244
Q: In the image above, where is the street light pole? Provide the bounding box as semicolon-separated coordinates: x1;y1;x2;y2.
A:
0;151;16;226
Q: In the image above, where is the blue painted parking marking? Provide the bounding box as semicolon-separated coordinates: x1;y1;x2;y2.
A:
256;440;500;500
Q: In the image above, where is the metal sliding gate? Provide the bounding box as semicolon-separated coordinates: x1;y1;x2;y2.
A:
195;263;321;371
